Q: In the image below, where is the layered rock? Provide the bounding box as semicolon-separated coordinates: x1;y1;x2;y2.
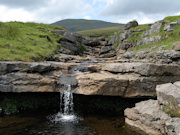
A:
125;81;180;135
75;63;180;97
0;61;79;92
125;100;170;135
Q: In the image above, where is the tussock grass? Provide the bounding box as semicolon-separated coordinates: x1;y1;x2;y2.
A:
0;21;64;61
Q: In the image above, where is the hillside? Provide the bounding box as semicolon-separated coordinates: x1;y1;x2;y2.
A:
0;22;65;61
77;26;122;37
52;19;123;32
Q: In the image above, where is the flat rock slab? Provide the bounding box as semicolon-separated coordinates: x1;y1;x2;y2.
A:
156;81;180;107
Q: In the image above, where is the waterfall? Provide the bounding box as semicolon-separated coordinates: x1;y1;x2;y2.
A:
49;84;77;123
60;84;74;115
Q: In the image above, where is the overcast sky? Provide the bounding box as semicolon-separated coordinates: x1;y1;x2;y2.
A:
0;0;180;24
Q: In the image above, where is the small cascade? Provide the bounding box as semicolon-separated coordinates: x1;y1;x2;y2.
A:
48;84;78;123
59;84;74;115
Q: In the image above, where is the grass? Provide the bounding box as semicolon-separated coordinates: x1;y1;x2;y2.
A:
126;15;180;52
77;26;122;37
164;15;180;22
0;21;65;61
163;104;180;117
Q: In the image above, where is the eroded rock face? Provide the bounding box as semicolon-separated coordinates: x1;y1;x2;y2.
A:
137;35;162;46
74;63;180;97
125;100;170;135
0;61;80;92
125;81;180;135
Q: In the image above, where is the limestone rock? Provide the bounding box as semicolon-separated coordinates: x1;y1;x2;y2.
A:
119;30;133;41
125;100;170;135
173;41;180;51
102;63;180;76
121;40;133;50
99;46;113;55
164;20;180;32
0;72;54;92
149;20;165;35
119;21;138;33
156;81;180;107
166;118;180;135
137;35;162;46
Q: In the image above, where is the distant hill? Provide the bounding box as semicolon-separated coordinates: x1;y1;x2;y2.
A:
52;19;123;32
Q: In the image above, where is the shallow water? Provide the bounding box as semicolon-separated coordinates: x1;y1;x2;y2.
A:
0;110;145;135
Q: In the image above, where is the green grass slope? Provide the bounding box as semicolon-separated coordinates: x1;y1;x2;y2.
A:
0;22;65;61
77;26;122;37
52;19;123;32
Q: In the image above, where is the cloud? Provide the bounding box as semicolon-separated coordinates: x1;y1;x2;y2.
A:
0;0;47;9
83;16;91;20
99;0;180;23
0;5;34;22
0;0;93;23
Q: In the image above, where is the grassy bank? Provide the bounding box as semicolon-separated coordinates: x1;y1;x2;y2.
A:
0;22;65;61
129;15;180;52
77;26;122;37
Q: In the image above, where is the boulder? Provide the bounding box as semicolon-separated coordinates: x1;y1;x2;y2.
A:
156;81;180;107
119;30;133;41
62;32;76;43
99;46;112;55
137;35;162;46
119;21;138;33
164;22;179;32
54;29;67;35
60;41;79;55
149;20;165;35
125;100;170;135
121;40;133;50
173;41;180;51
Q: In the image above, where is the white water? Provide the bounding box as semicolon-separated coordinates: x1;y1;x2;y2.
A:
48;84;78;123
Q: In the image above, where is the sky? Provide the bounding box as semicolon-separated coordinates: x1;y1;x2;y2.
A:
0;0;180;24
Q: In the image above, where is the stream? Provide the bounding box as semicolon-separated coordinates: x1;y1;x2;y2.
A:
0;58;146;135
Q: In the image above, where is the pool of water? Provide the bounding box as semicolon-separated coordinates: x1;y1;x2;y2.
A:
0;110;145;135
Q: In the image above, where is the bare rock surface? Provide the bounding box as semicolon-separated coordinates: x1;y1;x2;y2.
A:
125;100;170;135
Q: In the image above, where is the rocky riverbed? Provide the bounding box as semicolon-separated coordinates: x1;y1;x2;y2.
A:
1;17;180;135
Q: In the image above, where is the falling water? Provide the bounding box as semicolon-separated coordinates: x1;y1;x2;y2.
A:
49;84;77;123
60;84;74;115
